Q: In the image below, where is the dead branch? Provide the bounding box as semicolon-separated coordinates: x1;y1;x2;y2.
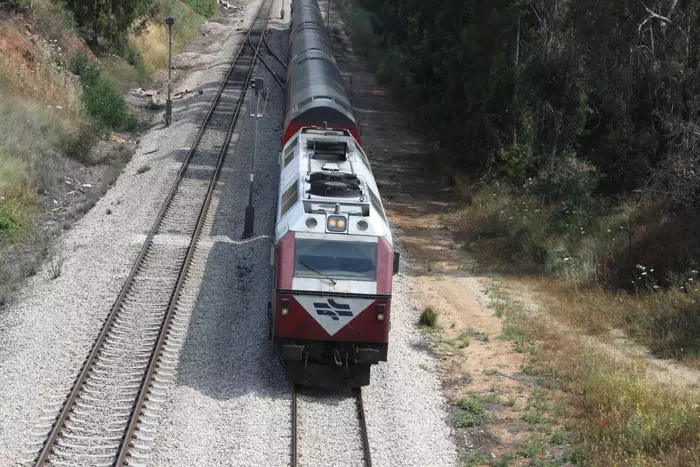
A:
638;2;672;36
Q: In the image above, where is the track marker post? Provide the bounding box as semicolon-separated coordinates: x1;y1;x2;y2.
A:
165;17;175;126
243;77;269;238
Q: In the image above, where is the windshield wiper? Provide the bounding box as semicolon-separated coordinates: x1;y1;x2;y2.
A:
299;261;337;285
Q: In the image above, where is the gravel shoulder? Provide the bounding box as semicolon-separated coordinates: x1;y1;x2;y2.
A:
149;1;457;465
1;1;460;465
0;3;257;464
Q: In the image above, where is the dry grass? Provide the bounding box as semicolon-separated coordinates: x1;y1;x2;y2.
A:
130;0;206;71
0;23;82;116
453;179;700;463
455;182;700;365
131;24;171;71
487;284;700;465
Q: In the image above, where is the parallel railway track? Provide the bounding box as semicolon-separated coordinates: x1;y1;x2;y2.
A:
29;1;273;465
291;386;373;467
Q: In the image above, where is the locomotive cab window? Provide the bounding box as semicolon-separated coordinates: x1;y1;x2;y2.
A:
294;239;377;281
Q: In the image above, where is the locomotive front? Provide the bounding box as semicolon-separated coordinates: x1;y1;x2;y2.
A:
271;129;397;388
271;0;396;388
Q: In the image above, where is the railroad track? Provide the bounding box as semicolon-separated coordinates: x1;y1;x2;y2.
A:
27;1;273;465
291;386;372;467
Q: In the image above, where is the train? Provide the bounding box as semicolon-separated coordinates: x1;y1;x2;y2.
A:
269;0;398;388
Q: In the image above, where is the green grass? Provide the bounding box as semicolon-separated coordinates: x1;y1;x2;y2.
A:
419;307;438;328
0;204;30;244
100;55;150;92
456;331;470;348
70;53;138;132
461;450;490;466
455;395;490;428
183;0;217;16
517;438;546;458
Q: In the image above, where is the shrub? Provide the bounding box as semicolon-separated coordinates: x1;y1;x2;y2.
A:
0;205;28;244
69;52;138;132
418;307;437;328
183;0;217;17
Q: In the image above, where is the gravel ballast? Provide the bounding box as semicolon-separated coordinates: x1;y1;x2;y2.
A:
0;3;259;464
0;1;458;465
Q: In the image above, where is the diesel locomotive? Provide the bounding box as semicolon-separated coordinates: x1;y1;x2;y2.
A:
269;0;398;388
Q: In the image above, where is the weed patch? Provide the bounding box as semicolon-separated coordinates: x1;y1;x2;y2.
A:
454;395;490;428
131;0;208;71
418;307;437;328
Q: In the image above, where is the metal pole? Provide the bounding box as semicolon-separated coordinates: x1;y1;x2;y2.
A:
244;78;265;238
165;17;175;126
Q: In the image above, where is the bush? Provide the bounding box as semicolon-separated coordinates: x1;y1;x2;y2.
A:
69;52;138;132
183;0;217;17
419;307;437;327
0;205;28;244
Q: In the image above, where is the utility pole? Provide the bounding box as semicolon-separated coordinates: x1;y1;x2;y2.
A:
243;78;269;239
165;17;175;126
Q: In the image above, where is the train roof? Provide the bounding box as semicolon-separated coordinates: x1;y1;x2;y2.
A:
283;0;359;145
276;128;391;243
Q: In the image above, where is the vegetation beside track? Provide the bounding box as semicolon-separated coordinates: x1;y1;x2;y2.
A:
0;0;217;306
337;0;700;464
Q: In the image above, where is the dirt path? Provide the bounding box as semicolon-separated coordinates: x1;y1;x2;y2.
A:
326;23;551;463
328;8;700;464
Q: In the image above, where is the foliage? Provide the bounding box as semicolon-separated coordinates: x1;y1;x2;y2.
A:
340;0;700;198
454;395;490;428
418;306;437;327
183;0;217;17
131;0;209;71
61;0;148;49
69;52;138;132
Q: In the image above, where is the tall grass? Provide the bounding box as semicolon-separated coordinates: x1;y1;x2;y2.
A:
552;339;700;465
489;285;700;465
0;24;82;116
130;0;208;71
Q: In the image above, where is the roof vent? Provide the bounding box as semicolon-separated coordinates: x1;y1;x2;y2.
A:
322;162;340;172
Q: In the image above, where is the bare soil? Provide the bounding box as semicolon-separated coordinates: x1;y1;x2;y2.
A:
326;23;559;463
328;10;700;464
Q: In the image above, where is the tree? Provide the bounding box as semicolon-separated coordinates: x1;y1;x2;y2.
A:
63;0;148;49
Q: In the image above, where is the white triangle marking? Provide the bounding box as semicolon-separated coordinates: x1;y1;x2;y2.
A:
295;296;375;336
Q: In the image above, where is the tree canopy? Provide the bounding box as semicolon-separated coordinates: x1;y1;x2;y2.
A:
353;0;700;199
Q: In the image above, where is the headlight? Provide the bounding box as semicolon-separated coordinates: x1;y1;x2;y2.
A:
327;215;347;232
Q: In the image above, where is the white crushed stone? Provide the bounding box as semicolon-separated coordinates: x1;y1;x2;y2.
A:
149;3;457;465
0;4;258;465
0;0;458;465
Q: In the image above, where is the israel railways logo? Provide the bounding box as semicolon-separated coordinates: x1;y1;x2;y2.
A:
313;299;353;321
296;296;375;336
